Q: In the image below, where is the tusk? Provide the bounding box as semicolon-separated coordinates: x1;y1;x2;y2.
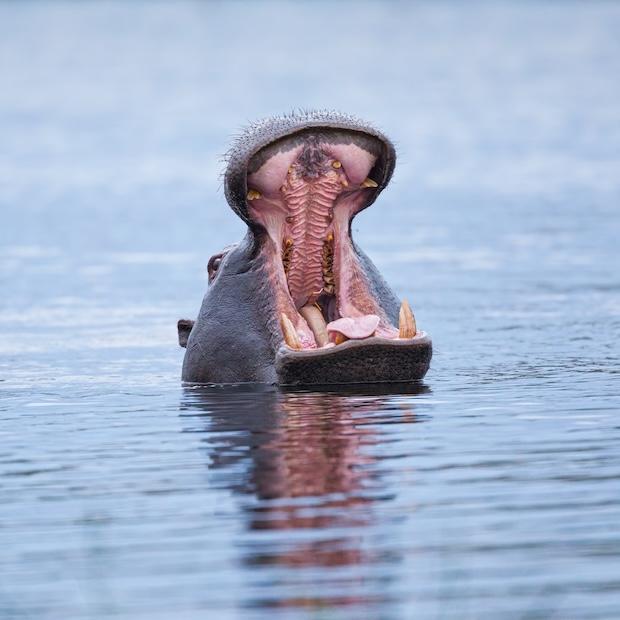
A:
280;313;302;350
361;178;378;188
399;299;417;339
300;304;329;347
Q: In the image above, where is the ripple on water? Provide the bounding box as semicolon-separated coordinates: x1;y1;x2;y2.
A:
2;1;620;619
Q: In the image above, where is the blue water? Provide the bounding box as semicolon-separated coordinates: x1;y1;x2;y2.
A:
1;2;619;618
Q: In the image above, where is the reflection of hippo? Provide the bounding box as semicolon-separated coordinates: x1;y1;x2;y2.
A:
179;111;432;385
180;384;427;582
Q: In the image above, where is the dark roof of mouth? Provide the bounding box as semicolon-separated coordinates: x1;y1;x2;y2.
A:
223;110;397;225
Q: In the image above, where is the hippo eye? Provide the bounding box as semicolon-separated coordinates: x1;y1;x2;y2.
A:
207;253;224;284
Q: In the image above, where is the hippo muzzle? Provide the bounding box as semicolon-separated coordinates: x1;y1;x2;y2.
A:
179;111;432;385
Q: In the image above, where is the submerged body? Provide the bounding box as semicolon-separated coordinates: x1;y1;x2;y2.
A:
179;111;431;385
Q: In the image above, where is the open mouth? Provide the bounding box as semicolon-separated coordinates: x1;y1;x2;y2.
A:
244;128;426;356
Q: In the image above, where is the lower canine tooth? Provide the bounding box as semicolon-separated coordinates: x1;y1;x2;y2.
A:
280;313;302;350
399;299;417;338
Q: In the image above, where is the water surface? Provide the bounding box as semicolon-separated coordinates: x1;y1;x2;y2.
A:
1;2;619;618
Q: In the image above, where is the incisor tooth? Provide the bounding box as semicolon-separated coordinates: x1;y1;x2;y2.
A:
399;299;417;339
247;189;261;201
280;313;302;350
300;304;329;347
361;178;378;188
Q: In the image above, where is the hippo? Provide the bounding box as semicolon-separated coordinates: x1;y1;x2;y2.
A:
178;110;432;385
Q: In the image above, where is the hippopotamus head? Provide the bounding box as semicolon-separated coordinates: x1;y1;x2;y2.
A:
179;110;431;385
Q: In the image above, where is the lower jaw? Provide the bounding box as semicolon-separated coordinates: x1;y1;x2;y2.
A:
276;333;432;386
261;230;432;385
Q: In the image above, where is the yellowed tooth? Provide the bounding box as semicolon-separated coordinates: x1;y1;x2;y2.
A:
361;178;378;188
334;332;348;345
326;232;334;243
247;189;261;201
282;238;294;274
280;313;302;350
399;299;417;339
332;160;342;169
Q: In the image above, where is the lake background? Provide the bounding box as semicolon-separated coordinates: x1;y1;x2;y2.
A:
1;1;619;619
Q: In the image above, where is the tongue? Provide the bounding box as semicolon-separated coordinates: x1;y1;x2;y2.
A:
326;314;380;341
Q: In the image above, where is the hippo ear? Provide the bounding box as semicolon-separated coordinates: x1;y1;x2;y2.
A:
177;319;195;348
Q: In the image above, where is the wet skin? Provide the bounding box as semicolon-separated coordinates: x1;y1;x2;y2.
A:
179;111;432;385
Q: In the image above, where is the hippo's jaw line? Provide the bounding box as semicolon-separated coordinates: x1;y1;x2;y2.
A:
245;130;417;351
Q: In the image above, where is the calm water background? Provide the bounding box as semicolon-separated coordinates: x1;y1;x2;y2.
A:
1;2;619;619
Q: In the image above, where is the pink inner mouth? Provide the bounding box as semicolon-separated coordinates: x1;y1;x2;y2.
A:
246;135;404;350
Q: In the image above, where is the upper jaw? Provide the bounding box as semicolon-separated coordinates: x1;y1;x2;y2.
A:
224;111;396;226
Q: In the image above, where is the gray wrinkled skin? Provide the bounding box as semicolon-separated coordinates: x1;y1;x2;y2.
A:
181;111;431;385
182;231;280;384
